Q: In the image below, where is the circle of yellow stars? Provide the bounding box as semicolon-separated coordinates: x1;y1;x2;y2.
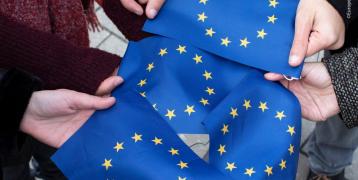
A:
198;0;281;49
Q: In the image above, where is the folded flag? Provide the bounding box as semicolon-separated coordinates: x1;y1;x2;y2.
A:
52;36;301;179
52;89;230;180
144;0;302;78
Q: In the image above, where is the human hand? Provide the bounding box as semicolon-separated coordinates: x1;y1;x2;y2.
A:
119;0;166;19
96;68;123;96
265;62;339;121
20;89;120;148
288;0;345;66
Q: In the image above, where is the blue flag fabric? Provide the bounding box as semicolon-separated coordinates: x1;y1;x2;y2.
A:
52;36;301;179
143;0;302;78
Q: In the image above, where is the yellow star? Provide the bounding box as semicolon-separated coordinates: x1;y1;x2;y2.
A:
199;0;208;5
200;98;209;106
169;148;180;156
257;29;267;39
102;159;112;170
131;133;142;142
243;99;251;110
288;144;294;155
184;105;195;116
165;109;176;120
140;92;146;97
287;125;295;136
203;70;213;80
217;144;226;156
152;137;163;145
205;27;216;37
269;0;279;8
197;12;208;22
279;159;286;170
225;162;237;172
258;102;269;112
264;165;273;176
178;177;187;180
221;124;229;135
245;167;256;177
205;87;215;95
230;107;238;118
268;15;278;24
193;54;203;64
221;37;231;47
146;62;155;72
152;103;158;111
177;160;188;169
176;45;187;54
275;111;286;120
113;142;124;152
240;38;250;48
158;48;168;56
137;79;147;87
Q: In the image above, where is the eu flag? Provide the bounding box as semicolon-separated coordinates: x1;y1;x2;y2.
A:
52;36;301;179
143;0;302;78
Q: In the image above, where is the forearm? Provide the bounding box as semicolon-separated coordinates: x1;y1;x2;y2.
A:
322;47;358;128
0;15;120;95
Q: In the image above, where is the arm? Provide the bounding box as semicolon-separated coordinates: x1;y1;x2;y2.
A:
0;15;120;95
322;47;358;128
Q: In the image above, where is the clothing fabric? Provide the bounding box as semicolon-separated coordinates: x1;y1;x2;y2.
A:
0;15;120;95
322;47;358;128
328;0;358;27
307;115;358;176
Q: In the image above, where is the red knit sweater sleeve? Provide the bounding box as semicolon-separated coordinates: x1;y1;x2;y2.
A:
0;15;120;95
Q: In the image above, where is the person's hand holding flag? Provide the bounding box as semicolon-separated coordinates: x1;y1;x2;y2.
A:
265;0;345;80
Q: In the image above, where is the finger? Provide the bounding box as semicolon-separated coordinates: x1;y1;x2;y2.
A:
138;0;148;4
146;0;165;19
70;92;116;110
120;0;144;15
305;31;326;57
289;11;313;67
96;76;124;96
264;72;285;81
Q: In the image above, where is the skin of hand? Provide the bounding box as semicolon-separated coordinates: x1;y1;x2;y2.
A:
20;77;123;148
96;68;122;96
119;0;166;18
288;0;345;66
266;62;339;121
265;0;345;79
96;0;165;18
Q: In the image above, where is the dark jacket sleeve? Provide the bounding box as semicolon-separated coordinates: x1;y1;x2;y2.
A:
0;14;121;95
0;68;42;156
328;0;358;27
322;47;358;128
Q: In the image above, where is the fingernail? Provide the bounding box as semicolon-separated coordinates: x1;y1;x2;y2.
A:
289;55;300;65
148;9;157;19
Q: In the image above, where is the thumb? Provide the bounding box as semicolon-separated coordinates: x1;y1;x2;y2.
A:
146;0;166;19
69;92;116;110
96;76;123;96
289;12;313;67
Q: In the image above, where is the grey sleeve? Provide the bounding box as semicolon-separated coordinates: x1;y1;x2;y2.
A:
322;47;358;128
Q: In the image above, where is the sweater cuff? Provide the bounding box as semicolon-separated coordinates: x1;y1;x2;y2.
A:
322;48;358;128
0;69;43;137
